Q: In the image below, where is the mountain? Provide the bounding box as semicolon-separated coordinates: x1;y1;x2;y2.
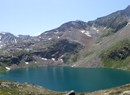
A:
1;5;130;70
39;20;94;46
88;5;130;32
0;32;17;48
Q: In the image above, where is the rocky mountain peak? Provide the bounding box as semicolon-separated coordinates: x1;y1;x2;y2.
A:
87;6;130;32
124;5;130;16
57;20;87;31
43;20;88;34
0;32;17;43
0;32;13;35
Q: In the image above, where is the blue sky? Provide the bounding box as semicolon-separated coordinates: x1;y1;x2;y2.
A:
0;0;130;36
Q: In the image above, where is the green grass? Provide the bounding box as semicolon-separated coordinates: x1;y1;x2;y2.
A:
63;53;81;64
100;39;130;69
96;29;114;43
0;66;6;73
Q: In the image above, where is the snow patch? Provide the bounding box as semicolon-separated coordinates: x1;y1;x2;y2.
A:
0;44;3;49
59;59;63;63
81;30;92;37
126;22;130;26
5;67;11;71
96;30;99;33
48;38;52;40
84;31;92;37
51;58;55;61
25;48;30;51
42;58;47;60
93;27;99;32
103;27;107;30
96;30;99;32
61;55;64;58
25;62;29;64
93;27;97;30
57;36;60;39
0;35;2;39
71;64;76;67
14;39;17;43
81;30;85;33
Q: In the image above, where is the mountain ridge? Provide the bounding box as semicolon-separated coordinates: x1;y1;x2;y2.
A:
0;5;130;69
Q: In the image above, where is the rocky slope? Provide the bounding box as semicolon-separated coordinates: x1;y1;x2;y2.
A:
0;5;130;70
84;84;130;95
73;5;130;69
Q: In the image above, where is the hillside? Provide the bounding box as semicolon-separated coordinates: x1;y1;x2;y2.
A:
72;5;130;70
85;84;130;95
0;6;130;70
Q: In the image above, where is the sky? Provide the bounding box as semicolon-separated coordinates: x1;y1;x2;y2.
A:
0;0;130;36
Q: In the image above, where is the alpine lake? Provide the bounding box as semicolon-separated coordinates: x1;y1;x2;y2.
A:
0;67;130;92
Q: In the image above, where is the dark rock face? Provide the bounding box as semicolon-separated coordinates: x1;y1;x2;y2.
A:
88;10;129;32
0;39;83;65
0;56;19;65
108;47;130;60
88;5;130;33
10;57;20;64
33;39;83;60
124;5;130;16
0;54;34;65
18;54;34;62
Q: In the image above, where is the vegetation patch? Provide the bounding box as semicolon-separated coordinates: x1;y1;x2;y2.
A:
64;53;80;64
96;29;114;43
100;39;130;69
0;65;6;73
0;81;64;95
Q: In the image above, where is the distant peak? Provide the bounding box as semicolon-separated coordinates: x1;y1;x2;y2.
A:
125;5;130;10
0;32;10;35
61;20;87;27
124;5;130;16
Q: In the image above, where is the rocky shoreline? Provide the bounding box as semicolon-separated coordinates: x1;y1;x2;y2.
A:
0;80;130;95
0;80;64;95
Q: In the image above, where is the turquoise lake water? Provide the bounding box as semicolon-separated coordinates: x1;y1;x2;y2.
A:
0;67;130;92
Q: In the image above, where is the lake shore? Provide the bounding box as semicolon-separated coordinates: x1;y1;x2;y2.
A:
0;80;130;95
0;80;64;95
5;62;130;72
1;62;130;95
